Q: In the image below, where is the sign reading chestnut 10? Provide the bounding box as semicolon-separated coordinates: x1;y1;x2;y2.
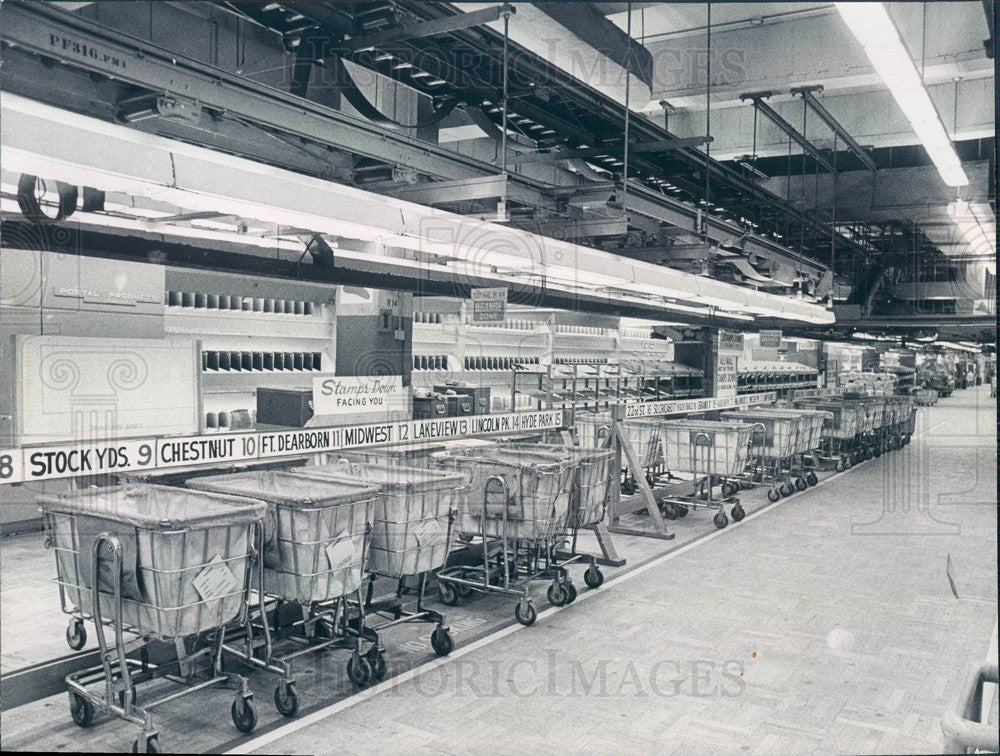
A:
313;376;407;417
470;287;507;323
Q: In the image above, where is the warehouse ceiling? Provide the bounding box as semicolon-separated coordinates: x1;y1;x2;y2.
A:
0;0;995;340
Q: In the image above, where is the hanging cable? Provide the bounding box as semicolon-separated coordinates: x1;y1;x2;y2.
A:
622;1;633;215
501;7;510;175
704;1;712;207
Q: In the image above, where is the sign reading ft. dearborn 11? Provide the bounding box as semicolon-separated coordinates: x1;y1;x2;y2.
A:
471;287;507;322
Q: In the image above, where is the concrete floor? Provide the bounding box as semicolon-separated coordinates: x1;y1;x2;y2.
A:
1;386;996;754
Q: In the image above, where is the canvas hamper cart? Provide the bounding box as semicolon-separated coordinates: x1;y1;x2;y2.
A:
39;484;266;753
292;460;465;657
186;470;378;715
719;409;803;501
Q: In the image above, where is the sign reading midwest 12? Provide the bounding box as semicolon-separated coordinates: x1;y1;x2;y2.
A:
313;376;407;417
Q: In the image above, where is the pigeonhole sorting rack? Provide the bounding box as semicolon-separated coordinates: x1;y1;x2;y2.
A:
655;420;756;528
575;411;663;494
186;471;379;715
432;445;572;625
39;484;266;753
719;409;804;501
291;460;465;658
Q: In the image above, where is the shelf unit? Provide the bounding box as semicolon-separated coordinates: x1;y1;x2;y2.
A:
737;360;819;395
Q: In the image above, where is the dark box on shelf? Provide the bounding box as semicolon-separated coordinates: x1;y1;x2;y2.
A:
256;387;313;427
433;384;491;415
413;395;447;419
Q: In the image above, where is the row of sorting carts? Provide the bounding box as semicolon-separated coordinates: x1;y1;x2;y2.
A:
576;393;917;529
37;441;615;752
34;393;916;751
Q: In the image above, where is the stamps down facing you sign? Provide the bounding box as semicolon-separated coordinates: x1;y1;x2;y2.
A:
312;376;408;418
470;287;507;323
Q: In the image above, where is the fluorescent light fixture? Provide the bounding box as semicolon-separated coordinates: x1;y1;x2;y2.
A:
835;2;967;187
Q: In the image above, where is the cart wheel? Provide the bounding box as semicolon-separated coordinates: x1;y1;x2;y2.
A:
431;626;454;656
780;482;795;497
70;692;94;728
834;459;845;472
565;582;578;603
547;582;569;607
66;619;87;651
347;654;372;687
456;584;474;599
872;446;882;458
721;481;737;497
675;503;689;517
843;455;853;469
739;480;753;490
514;601;537;626
274;683;299;718
437;581;459;606
231;697;257;733
584;565;604;589
806;472;819;487
621;480;637;495
767;488;780;502
731;504;745;522
132;736;160;753
713;511;729;529
794;477;807;491
367;649;387;681
661;502;678;520
904;434;912;445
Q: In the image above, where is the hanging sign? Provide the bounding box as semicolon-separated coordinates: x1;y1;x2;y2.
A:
759;330;783;349
470;287;507;323
623;391;775;419
718;330;744;352
312;376;408;417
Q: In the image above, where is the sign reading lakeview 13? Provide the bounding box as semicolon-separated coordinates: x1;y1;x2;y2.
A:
759;330;783;349
470;287;507;323
313;376;408;417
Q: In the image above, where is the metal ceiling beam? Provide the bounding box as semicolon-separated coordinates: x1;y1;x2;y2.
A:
508;136;711;165
514;216;629;240
383;174;544;207
346;4;513;51
533;2;654;89
740;91;836;173
791;85;877;171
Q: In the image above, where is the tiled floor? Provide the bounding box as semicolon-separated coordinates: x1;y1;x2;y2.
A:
1;386;996;754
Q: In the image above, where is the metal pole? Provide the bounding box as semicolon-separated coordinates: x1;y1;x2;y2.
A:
704;2;712;207
501;9;510;175
622;1;632;214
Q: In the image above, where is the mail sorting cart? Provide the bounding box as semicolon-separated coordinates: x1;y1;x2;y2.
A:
884;396;915;450
39;484;265;753
291;460;464;659
840;397;884;461
500;443;615;594
793;398;863;472
575;411;663;494
914;387;938;406
655;420;756;528
433;446;572;625
722;407;830;492
187;471;378;716
720;409;805;501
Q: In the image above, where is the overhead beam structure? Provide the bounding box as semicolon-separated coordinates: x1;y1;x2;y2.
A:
791;86;877;171
740;91;836;173
346;4;514;51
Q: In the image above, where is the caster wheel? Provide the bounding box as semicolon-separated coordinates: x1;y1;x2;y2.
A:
675;503;689;517
721;481;738;497
739;481;753;490
713;511;729;529
661;501;678;520
843;456;853;469
780;483;795;497
547;582;569;607
132;736;160;753
806;472;819;487
437;581;459;606
834;459;845;472
347;654;372;687
431;626;454;656
66;620;87;651
456;584;474;599
274;683;299;718
767;488;781;502
366;648;387;681
565;582;578;604
731;505;745;522
231;697;257;733
584;565;604;589
872;447;882;458
514;601;537;626
794;477;808;491
70;692;94;728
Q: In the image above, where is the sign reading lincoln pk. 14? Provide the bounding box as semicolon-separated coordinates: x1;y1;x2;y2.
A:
313;376;407;417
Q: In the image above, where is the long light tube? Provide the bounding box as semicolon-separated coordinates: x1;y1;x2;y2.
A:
835;3;968;187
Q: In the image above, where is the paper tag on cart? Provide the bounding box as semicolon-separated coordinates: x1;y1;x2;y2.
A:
412;519;444;547
192;555;239;602
326;536;356;570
